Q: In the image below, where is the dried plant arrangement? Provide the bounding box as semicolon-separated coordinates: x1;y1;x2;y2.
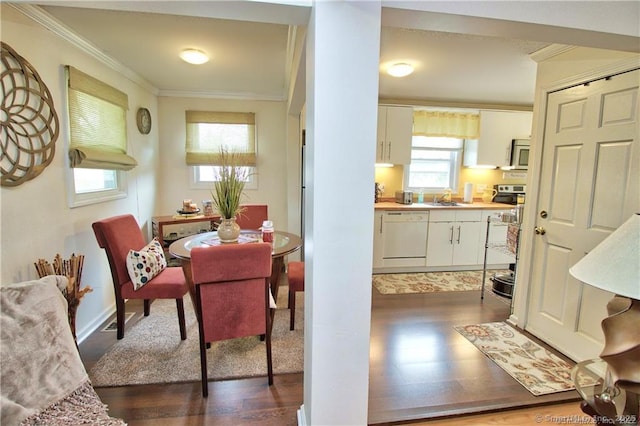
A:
210;147;251;219
34;253;92;340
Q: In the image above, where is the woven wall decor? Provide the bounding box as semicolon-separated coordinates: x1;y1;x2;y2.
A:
1;42;59;187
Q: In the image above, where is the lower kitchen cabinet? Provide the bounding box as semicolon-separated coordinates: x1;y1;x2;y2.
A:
373;207;514;273
426;210;482;267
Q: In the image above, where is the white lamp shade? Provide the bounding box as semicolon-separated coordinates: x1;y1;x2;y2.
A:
569;214;640;299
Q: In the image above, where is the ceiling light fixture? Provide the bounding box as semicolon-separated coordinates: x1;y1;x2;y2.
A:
179;49;209;65
387;62;414;78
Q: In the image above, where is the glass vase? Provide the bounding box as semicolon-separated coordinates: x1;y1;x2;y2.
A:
217;217;240;243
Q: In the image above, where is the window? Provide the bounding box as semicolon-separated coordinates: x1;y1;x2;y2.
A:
404;136;463;192
185;111;257;189
65;66;136;207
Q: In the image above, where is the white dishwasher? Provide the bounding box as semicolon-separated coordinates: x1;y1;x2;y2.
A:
382;211;429;267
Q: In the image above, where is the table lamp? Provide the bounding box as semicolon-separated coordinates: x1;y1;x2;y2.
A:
569;213;640;403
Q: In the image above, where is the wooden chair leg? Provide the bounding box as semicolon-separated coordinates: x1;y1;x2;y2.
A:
266;283;274;386
176;298;187;340
195;287;208;397
116;298;125;340
199;333;208;397
143;299;151;316
289;290;296;331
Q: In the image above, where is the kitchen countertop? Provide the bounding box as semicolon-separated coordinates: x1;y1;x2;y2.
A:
374;201;515;211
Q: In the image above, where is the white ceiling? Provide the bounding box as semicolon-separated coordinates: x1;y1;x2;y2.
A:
32;2;638;107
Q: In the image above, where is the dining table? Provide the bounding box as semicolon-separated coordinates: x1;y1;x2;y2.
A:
169;230;302;324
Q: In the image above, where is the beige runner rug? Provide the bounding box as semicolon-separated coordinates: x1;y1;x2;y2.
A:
373;270;508;295
89;287;303;387
454;321;597;396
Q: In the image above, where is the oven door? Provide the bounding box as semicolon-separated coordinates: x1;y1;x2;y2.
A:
511;139;529;170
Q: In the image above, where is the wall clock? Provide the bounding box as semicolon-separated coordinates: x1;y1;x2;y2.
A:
136;107;151;134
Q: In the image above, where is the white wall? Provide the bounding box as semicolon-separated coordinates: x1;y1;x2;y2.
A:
0;5;160;341
156;97;290;232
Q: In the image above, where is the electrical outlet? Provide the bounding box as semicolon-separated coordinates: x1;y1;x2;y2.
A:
476;184;487;193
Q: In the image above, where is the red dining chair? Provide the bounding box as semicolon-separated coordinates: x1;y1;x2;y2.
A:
235;204;268;230
190;242;273;397
92;214;188;340
288;261;304;331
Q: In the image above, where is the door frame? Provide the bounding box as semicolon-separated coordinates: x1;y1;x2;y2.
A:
509;54;640;350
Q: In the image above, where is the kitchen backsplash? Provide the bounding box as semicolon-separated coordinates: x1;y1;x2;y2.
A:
374;165;526;199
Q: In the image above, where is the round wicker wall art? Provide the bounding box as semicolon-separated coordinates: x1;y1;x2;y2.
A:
1;42;59;187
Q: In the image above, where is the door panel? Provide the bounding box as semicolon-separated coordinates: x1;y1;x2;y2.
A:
526;69;639;361
592;141;633;229
550;145;581;224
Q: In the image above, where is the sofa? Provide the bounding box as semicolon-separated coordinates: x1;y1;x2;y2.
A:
1;275;125;425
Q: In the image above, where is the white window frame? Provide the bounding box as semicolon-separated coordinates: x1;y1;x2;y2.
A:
189;165;258;190
64;67;128;208
404;136;463;193
67;167;127;208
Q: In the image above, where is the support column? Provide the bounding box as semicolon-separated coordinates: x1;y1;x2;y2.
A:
300;1;381;425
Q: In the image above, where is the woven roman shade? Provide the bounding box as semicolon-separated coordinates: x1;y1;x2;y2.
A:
185;111;256;166
66;66;137;171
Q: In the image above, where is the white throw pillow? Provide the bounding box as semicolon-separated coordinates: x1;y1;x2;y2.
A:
126;238;167;290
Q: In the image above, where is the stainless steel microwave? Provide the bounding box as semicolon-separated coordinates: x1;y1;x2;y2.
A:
510;139;530;169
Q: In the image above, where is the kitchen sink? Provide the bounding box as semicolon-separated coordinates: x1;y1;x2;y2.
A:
430;201;460;206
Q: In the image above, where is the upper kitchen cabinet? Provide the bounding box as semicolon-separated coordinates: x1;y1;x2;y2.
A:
463;110;532;168
376;105;413;165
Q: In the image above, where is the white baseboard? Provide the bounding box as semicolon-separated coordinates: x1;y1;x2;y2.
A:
297;404;307;426
75;303;116;344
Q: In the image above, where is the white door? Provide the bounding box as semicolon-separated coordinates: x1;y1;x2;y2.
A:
526;69;640;361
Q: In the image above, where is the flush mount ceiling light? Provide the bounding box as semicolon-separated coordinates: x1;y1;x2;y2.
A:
179;49;209;65
387;62;414;77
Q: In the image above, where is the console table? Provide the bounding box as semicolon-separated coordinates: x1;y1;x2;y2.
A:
152;215;220;251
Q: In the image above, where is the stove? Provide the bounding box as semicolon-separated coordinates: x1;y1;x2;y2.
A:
494;184;526;205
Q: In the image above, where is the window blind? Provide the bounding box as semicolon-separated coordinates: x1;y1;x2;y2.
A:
185;110;256;166
66;66;137;170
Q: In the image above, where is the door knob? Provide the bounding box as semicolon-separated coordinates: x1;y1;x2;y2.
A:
534;226;546;235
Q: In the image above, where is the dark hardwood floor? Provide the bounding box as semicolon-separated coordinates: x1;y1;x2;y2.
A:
80;282;581;425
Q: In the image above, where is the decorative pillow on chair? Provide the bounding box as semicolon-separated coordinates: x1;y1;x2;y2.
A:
126;238;167;290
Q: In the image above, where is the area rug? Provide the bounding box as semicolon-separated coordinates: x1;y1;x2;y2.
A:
454;321;596;396
89;287;303;387
372;270;508;295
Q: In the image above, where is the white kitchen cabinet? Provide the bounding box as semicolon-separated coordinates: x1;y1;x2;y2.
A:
463;110;532;168
372;211;385;268
376;105;413;165
426;210;482;267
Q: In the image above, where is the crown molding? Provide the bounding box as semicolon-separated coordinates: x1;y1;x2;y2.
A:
158;89;286;102
530;44;576;63
9;3;159;95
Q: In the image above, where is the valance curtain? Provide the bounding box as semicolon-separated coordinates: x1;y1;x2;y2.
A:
66;66;137;170
413;110;480;139
185;111;256;166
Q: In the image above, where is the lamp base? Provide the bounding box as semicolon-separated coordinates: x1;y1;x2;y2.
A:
600;297;640;387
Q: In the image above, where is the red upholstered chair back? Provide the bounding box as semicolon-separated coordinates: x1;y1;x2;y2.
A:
235;204;268;230
190;243;272;342
92;214;147;289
